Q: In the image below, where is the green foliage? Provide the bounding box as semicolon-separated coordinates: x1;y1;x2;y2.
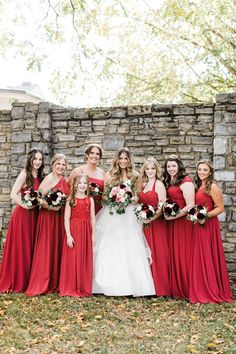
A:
1;0;236;106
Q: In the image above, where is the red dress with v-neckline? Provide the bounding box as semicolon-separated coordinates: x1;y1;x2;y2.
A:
189;188;233;303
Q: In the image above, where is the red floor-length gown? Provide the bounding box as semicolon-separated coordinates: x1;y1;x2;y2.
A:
167;176;194;299
0;178;40;293
89;177;104;214
59;196;93;296
189;189;233;303
26;177;70;296
138;182;170;296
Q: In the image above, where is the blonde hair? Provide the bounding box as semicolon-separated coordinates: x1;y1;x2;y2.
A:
140;157;162;182
51;154;68;169
109;147;136;183
69;174;90;206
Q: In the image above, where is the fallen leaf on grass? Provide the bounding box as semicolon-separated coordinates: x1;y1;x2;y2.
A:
214;338;224;344
78;340;85;347
95;315;103;320
207;343;217;349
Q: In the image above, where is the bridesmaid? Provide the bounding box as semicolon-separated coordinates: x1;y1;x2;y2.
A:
68;144;105;214
163;155;195;300
26;154;70;296
138;158;170;296
0;148;44;293
189;159;233;303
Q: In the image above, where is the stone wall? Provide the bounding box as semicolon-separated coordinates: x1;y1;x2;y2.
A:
0;93;235;280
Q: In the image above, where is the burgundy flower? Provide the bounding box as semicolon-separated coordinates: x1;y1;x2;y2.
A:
188;207;196;215
197;213;205;220
146;210;154;218
119;184;126;189
142;203;150;211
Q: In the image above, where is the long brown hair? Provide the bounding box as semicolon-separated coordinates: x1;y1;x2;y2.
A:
195;159;215;194
25;148;45;187
109;147;136;184
163;155;187;188
69;174;90;207
84;144;103;162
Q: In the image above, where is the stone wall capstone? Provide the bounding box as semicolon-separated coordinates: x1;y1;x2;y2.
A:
0;94;235;281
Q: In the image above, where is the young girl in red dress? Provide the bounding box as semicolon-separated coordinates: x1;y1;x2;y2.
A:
189;159;233;303
68;144;105;214
163;155;195;300
26;154;70;296
0;148;44;293
59;174;95;296
138;158;170;296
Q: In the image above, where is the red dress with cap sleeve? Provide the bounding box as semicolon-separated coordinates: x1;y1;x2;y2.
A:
166;176;194;299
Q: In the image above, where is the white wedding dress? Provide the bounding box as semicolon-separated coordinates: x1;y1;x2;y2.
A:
92;202;155;296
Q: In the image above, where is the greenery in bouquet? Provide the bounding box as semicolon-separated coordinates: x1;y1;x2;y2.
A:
44;189;67;209
187;205;209;226
134;203;157;225
89;182;102;197
158;199;180;217
21;188;43;208
103;181;135;215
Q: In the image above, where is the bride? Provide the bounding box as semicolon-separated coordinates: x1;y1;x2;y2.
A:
92;147;155;296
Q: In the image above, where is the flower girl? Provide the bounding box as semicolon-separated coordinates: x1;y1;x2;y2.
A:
59;174;95;296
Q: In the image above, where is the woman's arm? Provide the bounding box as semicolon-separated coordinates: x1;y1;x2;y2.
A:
64;200;74;248
10;170;28;208
90;198;96;244
208;183;224;218
38;174;61;211
165;182;195;220
68;167;83;187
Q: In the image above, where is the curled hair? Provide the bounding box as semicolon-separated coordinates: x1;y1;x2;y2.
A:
109;147;136;183
25;148;45;187
50;154;68;169
194;159;215;195
163;155;187;188
69;174;90;207
140;157;162;183
84;144;103;162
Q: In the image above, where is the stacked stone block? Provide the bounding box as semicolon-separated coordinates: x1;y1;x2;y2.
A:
0;95;235;281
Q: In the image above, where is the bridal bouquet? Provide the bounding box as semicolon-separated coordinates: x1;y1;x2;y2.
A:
21;188;43;208
89;182;102;197
158;199;180;218
44;189;67;209
134;203;157;223
186;205;209;226
104;181;135;215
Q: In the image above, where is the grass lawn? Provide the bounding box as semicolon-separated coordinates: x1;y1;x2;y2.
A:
0;290;235;354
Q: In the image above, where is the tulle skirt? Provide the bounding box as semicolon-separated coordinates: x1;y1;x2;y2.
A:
92;205;155;296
